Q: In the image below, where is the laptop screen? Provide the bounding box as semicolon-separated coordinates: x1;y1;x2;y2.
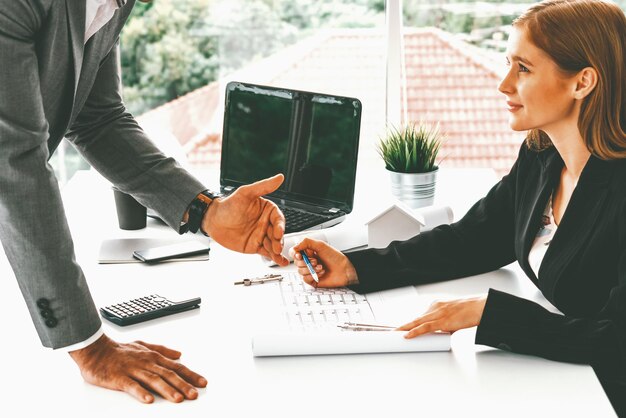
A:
220;82;361;213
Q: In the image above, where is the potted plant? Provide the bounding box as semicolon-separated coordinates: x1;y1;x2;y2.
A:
376;122;444;208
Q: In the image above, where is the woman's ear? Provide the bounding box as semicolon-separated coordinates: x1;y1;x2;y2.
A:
573;67;598;100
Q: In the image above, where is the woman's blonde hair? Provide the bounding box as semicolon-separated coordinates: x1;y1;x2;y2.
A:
513;0;626;158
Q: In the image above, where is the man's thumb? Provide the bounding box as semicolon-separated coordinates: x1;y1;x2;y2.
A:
242;173;284;197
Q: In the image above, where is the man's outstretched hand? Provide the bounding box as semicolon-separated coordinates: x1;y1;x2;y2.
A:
202;174;289;266
69;334;207;403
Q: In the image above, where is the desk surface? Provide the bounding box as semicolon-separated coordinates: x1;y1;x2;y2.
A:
0;167;615;417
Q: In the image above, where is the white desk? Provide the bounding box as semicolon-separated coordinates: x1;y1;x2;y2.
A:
0;167;615;417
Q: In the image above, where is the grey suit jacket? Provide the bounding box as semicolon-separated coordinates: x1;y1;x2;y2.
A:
0;0;206;348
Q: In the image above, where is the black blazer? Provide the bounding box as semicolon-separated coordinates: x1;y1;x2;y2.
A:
347;142;626;412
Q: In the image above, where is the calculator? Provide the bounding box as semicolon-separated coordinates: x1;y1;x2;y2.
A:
100;294;201;326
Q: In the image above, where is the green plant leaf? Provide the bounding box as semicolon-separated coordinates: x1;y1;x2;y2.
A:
376;122;443;173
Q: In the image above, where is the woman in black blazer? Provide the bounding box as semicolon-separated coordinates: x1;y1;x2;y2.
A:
291;0;626;414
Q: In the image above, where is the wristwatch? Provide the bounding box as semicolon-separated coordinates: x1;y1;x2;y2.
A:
185;190;222;236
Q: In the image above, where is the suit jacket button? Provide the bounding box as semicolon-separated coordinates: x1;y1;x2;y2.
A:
37;298;50;309
45;318;58;328
40;308;54;318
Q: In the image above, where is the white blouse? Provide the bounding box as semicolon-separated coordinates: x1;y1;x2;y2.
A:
528;194;558;280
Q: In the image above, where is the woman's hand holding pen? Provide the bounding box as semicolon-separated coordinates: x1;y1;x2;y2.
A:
290;238;359;288
397;297;487;339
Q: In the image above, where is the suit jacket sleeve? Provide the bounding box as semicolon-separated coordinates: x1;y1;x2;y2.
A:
476;196;626;385
0;1;102;348
65;43;206;232
346;143;526;293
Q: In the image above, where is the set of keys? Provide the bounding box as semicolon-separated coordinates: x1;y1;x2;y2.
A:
234;273;283;286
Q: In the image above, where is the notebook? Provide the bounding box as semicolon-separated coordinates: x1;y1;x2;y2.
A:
248;272;451;356
220;81;362;233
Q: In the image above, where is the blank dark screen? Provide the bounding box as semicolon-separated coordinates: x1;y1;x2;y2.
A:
221;84;360;208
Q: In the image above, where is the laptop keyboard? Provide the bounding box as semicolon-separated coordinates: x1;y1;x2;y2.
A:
280;206;340;233
279;272;374;331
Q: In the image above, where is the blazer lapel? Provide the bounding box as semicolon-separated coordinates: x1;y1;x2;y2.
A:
65;0;86;98
538;155;612;296
73;15;120;114
518;149;563;282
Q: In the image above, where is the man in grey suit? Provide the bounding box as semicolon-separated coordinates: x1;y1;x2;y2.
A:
0;0;289;403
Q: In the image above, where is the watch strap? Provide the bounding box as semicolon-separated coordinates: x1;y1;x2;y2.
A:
186;190;222;235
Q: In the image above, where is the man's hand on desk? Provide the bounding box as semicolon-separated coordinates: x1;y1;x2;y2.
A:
396;297;487;338
290;238;359;287
203;174;289;266
69;334;207;403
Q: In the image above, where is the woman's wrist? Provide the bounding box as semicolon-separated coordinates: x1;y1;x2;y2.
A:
475;295;488;325
344;259;359;286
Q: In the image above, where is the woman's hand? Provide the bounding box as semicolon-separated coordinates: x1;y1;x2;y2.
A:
397;296;487;339
289;238;359;288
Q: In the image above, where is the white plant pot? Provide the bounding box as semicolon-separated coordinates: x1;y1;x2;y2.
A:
388;168;438;209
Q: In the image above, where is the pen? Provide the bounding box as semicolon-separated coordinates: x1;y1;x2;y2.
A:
299;250;319;283
338;325;394;332
344;322;396;329
337;323;397;331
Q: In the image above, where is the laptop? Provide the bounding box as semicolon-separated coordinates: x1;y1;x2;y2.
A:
220;81;362;233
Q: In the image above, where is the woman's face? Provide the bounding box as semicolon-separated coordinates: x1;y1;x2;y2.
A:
498;26;579;133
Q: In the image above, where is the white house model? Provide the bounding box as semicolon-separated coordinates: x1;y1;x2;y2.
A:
366;203;426;249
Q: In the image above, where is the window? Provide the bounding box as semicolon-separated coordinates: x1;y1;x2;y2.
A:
51;0;386;184
50;0;626;184
397;1;534;177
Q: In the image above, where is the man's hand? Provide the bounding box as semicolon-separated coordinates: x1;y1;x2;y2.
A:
290;238;359;288
396;297;487;339
69;334;207;403
202;174;289;266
